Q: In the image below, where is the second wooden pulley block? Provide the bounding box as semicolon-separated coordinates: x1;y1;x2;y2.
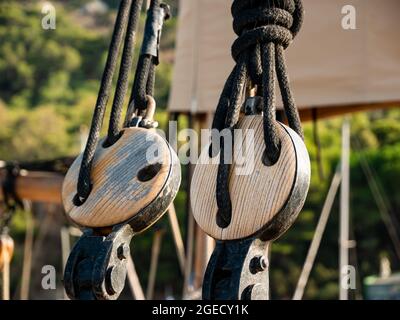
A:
191;115;311;241
62;127;181;232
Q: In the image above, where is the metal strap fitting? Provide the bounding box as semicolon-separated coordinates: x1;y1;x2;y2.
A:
129;95;159;129
242;96;263;115
202;237;270;300
64;224;134;300
141;3;171;65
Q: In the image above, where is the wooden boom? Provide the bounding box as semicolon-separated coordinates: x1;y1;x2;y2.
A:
0;170;63;204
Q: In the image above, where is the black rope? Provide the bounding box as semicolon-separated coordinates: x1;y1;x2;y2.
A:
213;0;305;228
129;54;154;111
76;0;169;204
125;0;169;124
106;0;144;146
76;0;134;203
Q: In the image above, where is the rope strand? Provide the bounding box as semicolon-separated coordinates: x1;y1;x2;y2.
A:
76;0;133;203
262;42;281;165
106;0;144;146
275;45;303;139
125;0;169;125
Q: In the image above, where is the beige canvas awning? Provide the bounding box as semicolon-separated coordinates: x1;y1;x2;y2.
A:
168;0;400;119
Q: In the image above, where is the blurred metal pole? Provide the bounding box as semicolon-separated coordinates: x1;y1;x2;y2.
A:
166;112;187;277
182;162;195;297
146;229;164;299
354;137;400;260
182;113;195;298
340;117;350;300
168;205;186;274
126;255;145;300
20;202;34;300
293;165;341;300
192;113;215;290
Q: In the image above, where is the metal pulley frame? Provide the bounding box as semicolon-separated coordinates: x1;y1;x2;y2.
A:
64;224;134;300
203;238;270;300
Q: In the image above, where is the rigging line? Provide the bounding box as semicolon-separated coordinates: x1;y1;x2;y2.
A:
77;0;133;202
20;201;34;300
348;210;363;300
107;0;145;145
353;137;400;261
183;114;196;298
146;229;164;300
168;204;186;275
126;255;146;300
365;153;400;230
293;164;342;300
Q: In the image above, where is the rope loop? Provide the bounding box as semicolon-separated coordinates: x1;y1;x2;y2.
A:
76;0;168;203
212;0;305;228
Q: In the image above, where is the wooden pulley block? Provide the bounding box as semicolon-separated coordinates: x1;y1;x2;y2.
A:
0;234;14;270
191;115;310;241
62;127;181;232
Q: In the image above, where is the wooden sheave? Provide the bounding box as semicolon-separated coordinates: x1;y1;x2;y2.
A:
191;115;311;241
62;127;181;231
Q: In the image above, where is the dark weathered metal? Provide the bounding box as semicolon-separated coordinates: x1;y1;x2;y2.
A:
258;122;311;241
203;237;270;300
242;96;263;115
64;224;134;300
140;3;170;64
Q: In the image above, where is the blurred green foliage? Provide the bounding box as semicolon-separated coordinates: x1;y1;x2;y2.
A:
0;1;400;300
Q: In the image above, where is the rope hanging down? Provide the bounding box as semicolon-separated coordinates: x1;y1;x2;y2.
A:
76;0;168;204
212;0;305;228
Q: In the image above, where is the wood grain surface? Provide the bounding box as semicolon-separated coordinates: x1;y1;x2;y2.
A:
62;127;175;228
191;115;310;240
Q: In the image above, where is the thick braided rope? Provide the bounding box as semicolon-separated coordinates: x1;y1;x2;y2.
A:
214;0;305;228
128;0;160;113
106;0;144;146
76;0;133;203
77;0;164;203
